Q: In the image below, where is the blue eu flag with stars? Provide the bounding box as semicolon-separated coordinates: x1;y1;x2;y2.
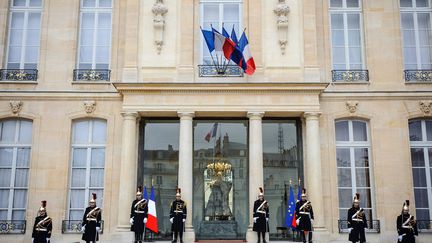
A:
285;186;297;229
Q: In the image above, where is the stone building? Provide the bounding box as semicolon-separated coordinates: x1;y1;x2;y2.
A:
0;0;431;242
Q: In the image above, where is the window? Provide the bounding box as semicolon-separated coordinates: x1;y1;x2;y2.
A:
0;119;32;221
5;0;42;69
77;0;112;70
409;119;432;221
200;0;242;64
335;120;374;221
329;0;365;70
400;0;432;69
67;119;106;221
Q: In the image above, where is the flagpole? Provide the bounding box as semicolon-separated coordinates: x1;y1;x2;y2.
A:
200;26;220;73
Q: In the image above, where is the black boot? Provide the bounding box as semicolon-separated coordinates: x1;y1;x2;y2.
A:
308;231;313;243
302;232;306;243
262;232;267;243
257;232;261;243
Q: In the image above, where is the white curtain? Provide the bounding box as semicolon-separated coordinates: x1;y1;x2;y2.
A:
12;189;27;209
16;148;30;167
0;120;16;143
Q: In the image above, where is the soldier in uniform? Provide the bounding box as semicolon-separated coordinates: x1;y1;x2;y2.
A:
295;188;314;243
32;200;52;243
397;200;418;243
82;193;102;243
252;187;269;243
347;193;367;243
170;188;187;243
130;186;148;243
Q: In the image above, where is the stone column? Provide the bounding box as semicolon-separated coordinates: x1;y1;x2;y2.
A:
117;112;139;230
246;111;265;242
304;112;324;228
177;111;195;240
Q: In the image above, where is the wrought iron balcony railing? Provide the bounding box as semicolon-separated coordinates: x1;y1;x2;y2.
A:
0;69;38;81
404;70;432;82
417;220;432;233
338;220;380;233
0;220;26;234
198;65;244;77
62;220;104;234
332;70;369;82
73;69;111;81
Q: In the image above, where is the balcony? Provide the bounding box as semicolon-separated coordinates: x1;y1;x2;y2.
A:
0;69;38;81
198;65;243;77
0;220;26;234
331;70;369;82
73;69;111;81
417;220;432;233
404;70;432;82
61;220;104;234
338;220;380;233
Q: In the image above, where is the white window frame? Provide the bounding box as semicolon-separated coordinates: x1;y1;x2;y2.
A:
335;119;376;219
5;0;43;69
0;119;32;221
76;0;113;70
409;119;432;220
329;0;366;70
400;0;432;69
67;119;106;220
199;0;243;64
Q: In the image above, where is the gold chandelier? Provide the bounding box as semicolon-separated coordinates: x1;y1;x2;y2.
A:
206;156;232;178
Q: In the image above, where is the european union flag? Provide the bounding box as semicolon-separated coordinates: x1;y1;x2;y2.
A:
285;186;297;229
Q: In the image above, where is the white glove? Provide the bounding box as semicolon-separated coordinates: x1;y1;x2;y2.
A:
253;217;258;223
310;219;314;223
182;218;186;222
266;218;269;222
96;226;101;232
46;238;50;242
130;218;134;225
348;228;353;234
170;218;174;224
398;235;403;242
32;238;34;243
81;225;86;233
144;218;148;223
296;219;300;225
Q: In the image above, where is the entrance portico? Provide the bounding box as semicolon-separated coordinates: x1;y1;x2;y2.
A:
114;82;328;241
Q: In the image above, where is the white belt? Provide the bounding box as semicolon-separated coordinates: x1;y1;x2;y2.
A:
402;226;413;229
257;210;266;214
299;212;310;215
36;228;47;231
87;218;97;221
174;211;183;213
135;210;145;214
352;219;363;222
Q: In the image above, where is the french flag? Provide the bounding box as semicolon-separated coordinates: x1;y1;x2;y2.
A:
146;186;158;233
238;31;256;75
204;123;218;142
212;28;236;61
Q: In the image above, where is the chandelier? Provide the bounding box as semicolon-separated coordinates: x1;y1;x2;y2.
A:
206;156;232;179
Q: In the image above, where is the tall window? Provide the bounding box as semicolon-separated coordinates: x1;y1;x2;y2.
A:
409;119;432;221
200;0;242;64
329;0;365;70
68;119;106;221
335;120;373;220
77;0;112;70
5;0;42;69
0;119;32;221
400;0;432;69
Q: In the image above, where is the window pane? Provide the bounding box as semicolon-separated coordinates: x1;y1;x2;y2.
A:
91;148;105;167
336;148;351;167
73;120;89;143
401;13;415;29
92;120;106;143
13;0;26;7
330;0;343;8
71;169;86;187
400;0;413;7
90;169;104;187
0;120;17;143
336;121;349;141
409;120;422;141
0;169;12;187
83;0;96;8
349;47;362;65
69;209;83;221
80;29;94;46
27;13;41;29
98;13;111;28
99;0;112;8
356;168;371;187
14;169;28;187
338;188;353;209
12;210;25;220
0;190;9;208
333;47;346;64
7;47;22;65
203;4;219;23
357;188;372;208
11;12;25;29
223;4;239;22
79;46;93;63
429;148;432;167
416;209;430;220
16;148;30;167
12;189;27;208
403;30;416;46
72;148;87;167
338;168;352;187
354;148;369;167
81;13;95;28
412;168;427;187
332;29;345;46
30;0;43;7
416;0;429;7
353;121;368;142
18;120;32;144
95;46;109;63
0;149;13;167
418;13;431;29
9;29;23;46
347;14;360;29
348;30;361;46
331;14;344;29
411;148;425;167
414;188;429;208
25;46;38;63
96;29;110;46
69;189;85;208
346;0;360;8
420;47;432;67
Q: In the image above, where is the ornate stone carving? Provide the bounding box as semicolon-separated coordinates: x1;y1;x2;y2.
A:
273;0;290;55
346;101;359;114
152;0;168;54
83;100;97;114
419;100;432;116
10;101;23;115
